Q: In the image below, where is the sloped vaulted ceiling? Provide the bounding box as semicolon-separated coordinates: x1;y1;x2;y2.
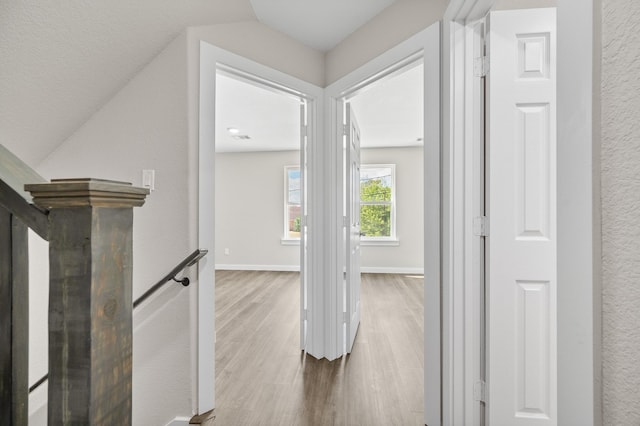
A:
0;0;416;166
0;0;256;165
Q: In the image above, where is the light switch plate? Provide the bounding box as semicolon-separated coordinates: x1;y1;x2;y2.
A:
142;169;155;191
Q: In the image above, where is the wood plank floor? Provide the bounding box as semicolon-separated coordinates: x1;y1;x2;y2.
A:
207;270;424;426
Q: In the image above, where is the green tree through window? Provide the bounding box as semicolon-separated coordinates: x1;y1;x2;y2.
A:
360;165;394;238
285;165;395;240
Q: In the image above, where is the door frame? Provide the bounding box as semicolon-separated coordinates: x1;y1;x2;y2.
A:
193;39;324;414
324;22;441;424
444;0;601;424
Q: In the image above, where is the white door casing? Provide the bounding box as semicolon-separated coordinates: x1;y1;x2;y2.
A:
345;103;362;353
324;22;440;423
197;40;324;412
487;8;557;425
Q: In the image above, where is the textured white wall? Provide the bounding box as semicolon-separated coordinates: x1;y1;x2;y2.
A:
325;0;447;85
601;0;640;423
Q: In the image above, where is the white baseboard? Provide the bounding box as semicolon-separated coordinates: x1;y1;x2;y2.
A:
165;417;191;426
360;267;424;274
215;264;423;275
215;264;300;272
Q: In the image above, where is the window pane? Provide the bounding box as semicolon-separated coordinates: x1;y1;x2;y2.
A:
287;168;301;204
360;167;391;202
360;204;391;237
287;204;301;238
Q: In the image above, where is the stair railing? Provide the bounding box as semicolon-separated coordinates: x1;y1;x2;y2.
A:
27;248;209;395
0;144;149;425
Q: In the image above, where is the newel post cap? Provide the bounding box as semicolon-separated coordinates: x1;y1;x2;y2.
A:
25;178;149;209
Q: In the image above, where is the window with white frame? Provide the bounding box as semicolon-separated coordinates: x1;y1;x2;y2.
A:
285;164;396;241
284;166;301;239
360;164;396;240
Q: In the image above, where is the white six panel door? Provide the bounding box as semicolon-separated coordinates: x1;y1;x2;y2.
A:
488;8;557;425
345;103;361;353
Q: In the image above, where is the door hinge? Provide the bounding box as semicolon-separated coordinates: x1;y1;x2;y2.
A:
342;124;348;136
474;380;487;402
302;215;308;227
343;271;347;280
343;215;348;227
473;216;489;237
474;56;489;77
301;125;308;138
303;309;308;321
343;311;348;323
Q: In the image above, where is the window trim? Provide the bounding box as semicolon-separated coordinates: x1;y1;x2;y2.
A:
283;163;399;245
360;163;397;242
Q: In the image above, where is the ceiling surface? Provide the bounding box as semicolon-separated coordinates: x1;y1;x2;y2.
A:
349;62;424;149
250;0;396;52
216;62;423;153
0;0;404;166
215;73;301;153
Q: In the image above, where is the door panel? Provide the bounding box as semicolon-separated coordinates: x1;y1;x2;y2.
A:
345;103;361;353
487;8;557;426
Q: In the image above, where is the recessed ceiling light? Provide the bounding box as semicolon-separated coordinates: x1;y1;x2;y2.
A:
227;127;240;134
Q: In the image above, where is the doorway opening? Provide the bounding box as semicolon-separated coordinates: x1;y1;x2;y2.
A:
324;23;440;424
339;58;425;355
212;65;311;415
213;67;306;276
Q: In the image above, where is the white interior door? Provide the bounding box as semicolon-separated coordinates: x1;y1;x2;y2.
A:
300;101;308;351
487;8;557;425
345;102;361;353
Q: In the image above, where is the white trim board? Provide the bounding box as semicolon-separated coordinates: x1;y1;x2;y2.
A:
164;417;191;426
215;264;300;272
215;265;423;275
361;267;424;274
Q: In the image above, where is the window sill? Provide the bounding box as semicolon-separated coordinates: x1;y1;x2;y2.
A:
281;238;300;246
361;238;399;247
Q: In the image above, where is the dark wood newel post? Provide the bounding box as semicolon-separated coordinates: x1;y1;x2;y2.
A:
26;178;148;425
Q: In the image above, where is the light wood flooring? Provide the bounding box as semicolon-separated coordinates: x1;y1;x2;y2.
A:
206;270;424;426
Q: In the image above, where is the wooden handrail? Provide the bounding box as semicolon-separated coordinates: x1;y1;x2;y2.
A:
0;144;49;240
0;180;49;240
0;145;48;425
